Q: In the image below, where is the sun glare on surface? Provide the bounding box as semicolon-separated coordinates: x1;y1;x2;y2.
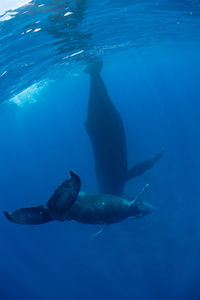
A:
10;81;48;107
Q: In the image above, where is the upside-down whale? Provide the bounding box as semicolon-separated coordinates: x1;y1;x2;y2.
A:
4;171;154;225
85;60;162;196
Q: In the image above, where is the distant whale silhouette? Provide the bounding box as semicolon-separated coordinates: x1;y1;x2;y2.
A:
4;171;154;225
85;60;162;196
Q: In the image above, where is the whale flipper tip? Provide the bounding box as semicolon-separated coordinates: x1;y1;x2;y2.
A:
4;206;52;225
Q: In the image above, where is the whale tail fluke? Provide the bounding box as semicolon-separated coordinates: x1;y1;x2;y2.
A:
126;150;163;180
84;57;103;74
4;205;52;225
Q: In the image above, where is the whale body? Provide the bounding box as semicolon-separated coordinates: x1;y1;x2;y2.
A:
66;189;154;224
4;172;154;225
85;61;162;196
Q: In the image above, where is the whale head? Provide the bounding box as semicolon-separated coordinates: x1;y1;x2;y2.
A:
137;201;155;216
129;201;155;218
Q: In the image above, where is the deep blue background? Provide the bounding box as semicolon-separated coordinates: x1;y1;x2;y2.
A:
0;46;200;299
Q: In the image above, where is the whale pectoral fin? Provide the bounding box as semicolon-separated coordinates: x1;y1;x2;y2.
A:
126;150;163;180
130;184;150;207
90;225;108;239
4;206;52;225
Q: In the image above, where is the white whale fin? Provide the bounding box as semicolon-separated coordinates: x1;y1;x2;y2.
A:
90;225;108;239
130;184;150;207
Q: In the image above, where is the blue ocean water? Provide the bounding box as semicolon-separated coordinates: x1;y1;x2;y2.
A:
0;0;200;299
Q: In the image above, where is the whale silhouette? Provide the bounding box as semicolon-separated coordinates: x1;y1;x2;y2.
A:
4;171;154;225
85;60;162;196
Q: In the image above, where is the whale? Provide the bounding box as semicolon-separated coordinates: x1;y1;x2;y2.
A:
85;60;162;196
4;171;154;225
